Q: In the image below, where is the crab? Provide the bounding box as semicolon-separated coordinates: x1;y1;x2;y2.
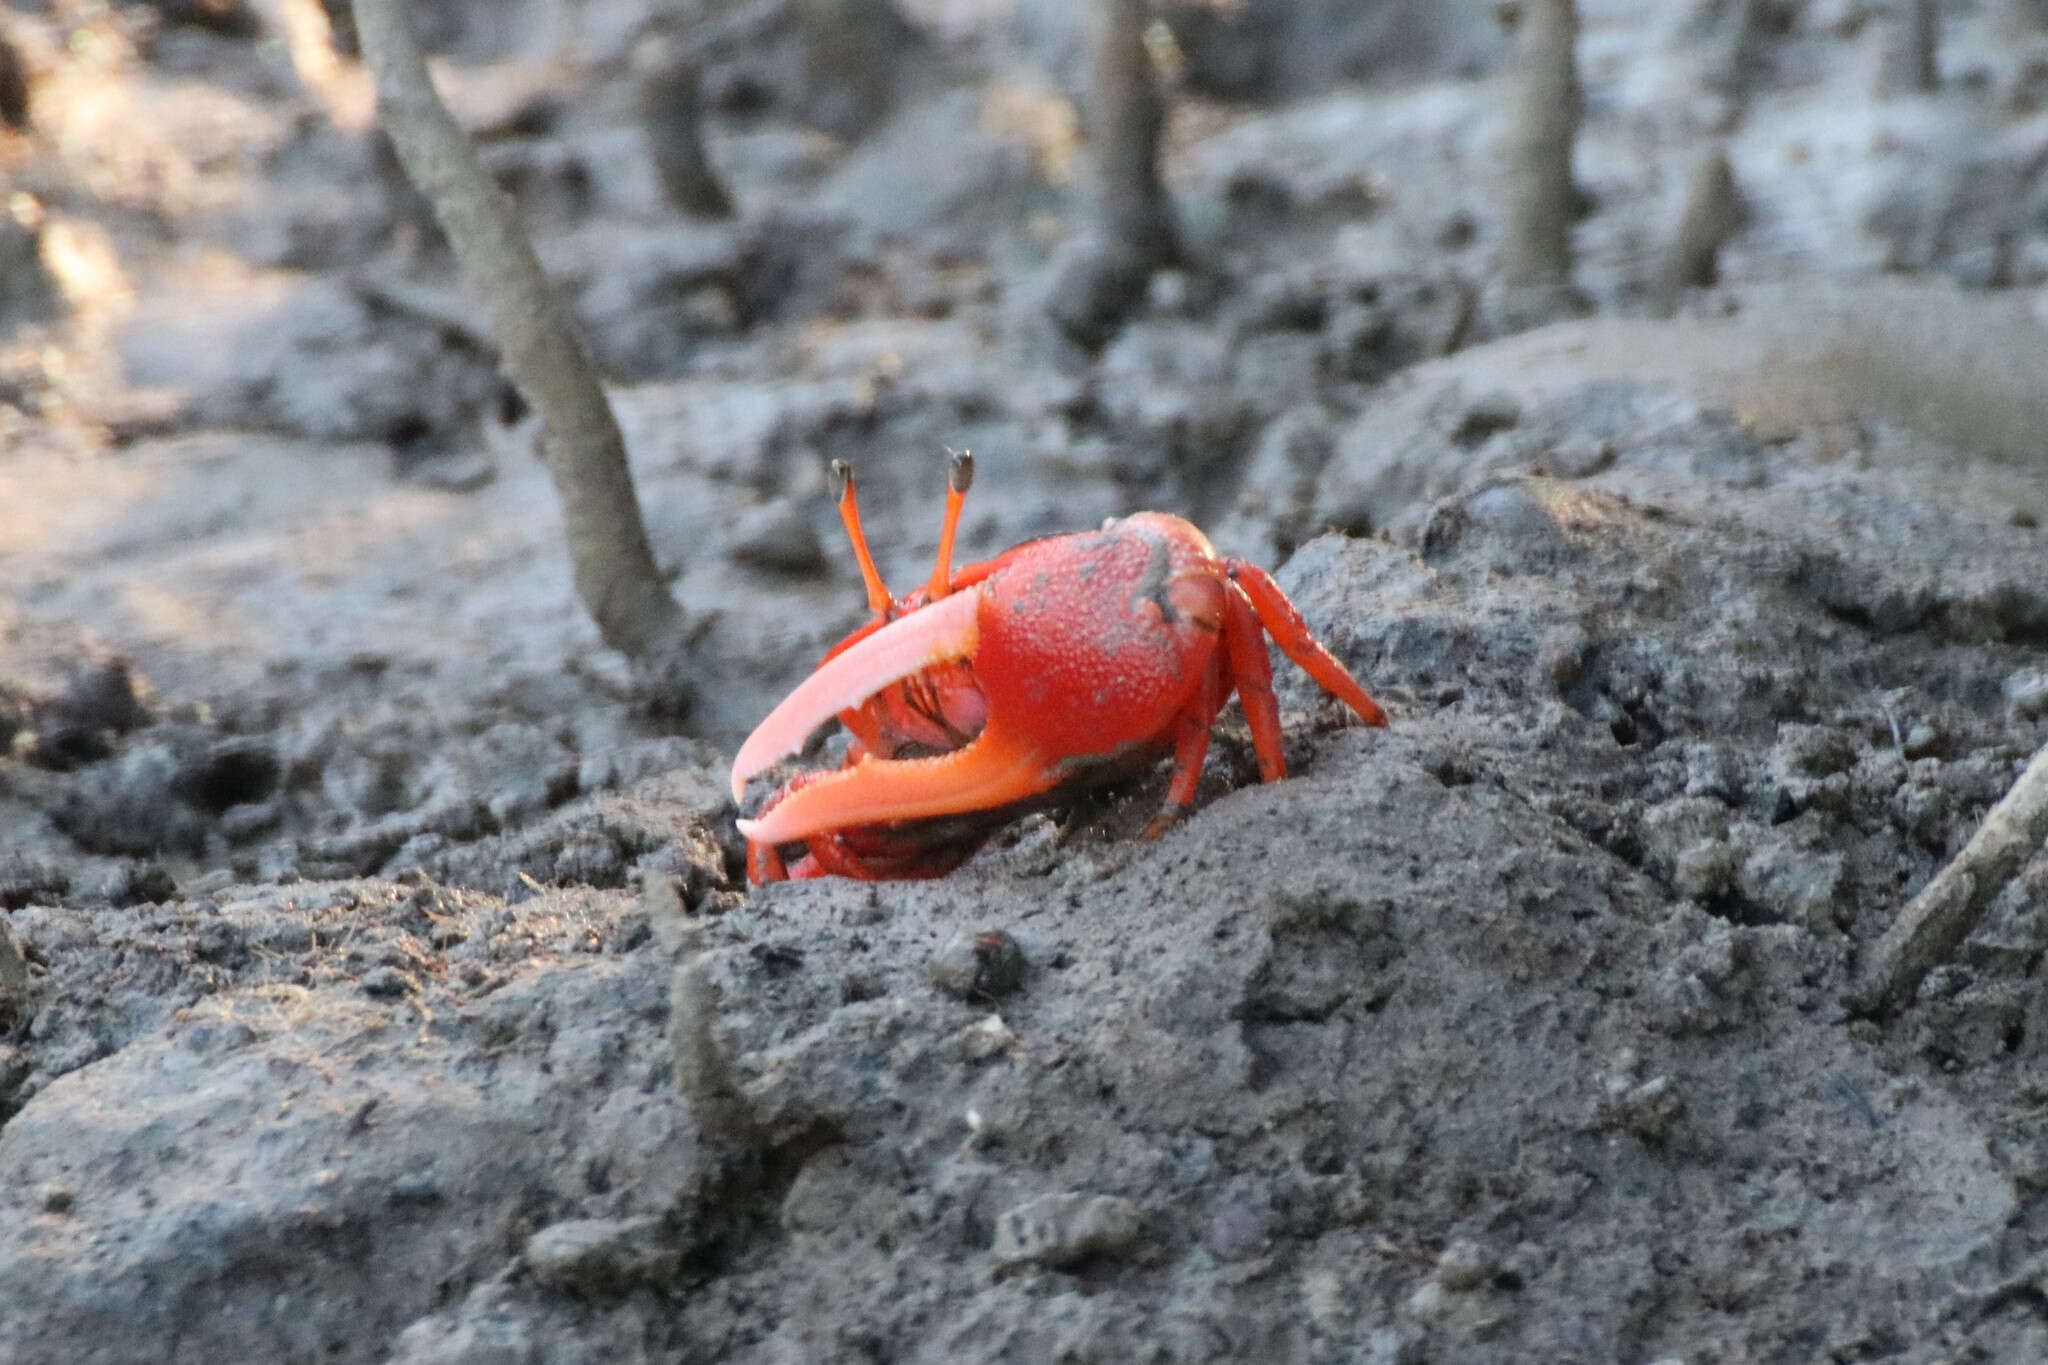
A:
730;453;1388;881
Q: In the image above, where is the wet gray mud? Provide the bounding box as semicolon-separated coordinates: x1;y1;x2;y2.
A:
5;1;2048;1361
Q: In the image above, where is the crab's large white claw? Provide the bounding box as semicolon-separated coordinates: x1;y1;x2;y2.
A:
735;721;1047;846
730;588;982;802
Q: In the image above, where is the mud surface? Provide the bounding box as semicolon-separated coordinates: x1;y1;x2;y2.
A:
5;1;2048;1361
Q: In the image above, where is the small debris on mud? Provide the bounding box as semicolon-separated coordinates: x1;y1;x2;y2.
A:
926;927;1028;1001
990;1192;1145;1271
524;1217;687;1297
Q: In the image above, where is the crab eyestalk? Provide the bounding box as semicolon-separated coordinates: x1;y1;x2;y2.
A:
831;459;892;614
926;448;974;600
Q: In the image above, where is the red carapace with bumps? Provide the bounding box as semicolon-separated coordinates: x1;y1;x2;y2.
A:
731;453;1388;881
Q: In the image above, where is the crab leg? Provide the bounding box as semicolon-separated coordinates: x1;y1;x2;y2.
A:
731;588;981;800
1225;561;1387;729
1143;651;1229;838
1222;579;1286;782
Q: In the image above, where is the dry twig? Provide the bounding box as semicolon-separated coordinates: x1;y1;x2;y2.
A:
353;0;695;705
670;955;766;1145
1652;146;1744;316
1497;0;1582;290
637;40;735;220
641;871;764;1146
1046;0;1181;350
1853;742;2048;1017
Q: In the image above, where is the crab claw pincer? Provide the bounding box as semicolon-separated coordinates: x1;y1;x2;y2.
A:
730;589;1053;847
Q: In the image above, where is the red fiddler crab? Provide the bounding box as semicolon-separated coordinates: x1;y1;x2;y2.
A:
730;452;1389;882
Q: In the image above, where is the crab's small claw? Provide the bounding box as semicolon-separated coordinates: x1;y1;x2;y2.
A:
730;588;982;802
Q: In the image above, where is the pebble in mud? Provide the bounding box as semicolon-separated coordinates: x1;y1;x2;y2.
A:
1902;722;1943;760
1672;838;1741;899
1601;1074;1682;1143
926;929;1027;1001
1434;1239;1500;1291
524;1217;683;1297
957;1013;1020;1062
1738;839;1845;934
2006;668;2048;722
989;1193;1143;1271
359;966;417;999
